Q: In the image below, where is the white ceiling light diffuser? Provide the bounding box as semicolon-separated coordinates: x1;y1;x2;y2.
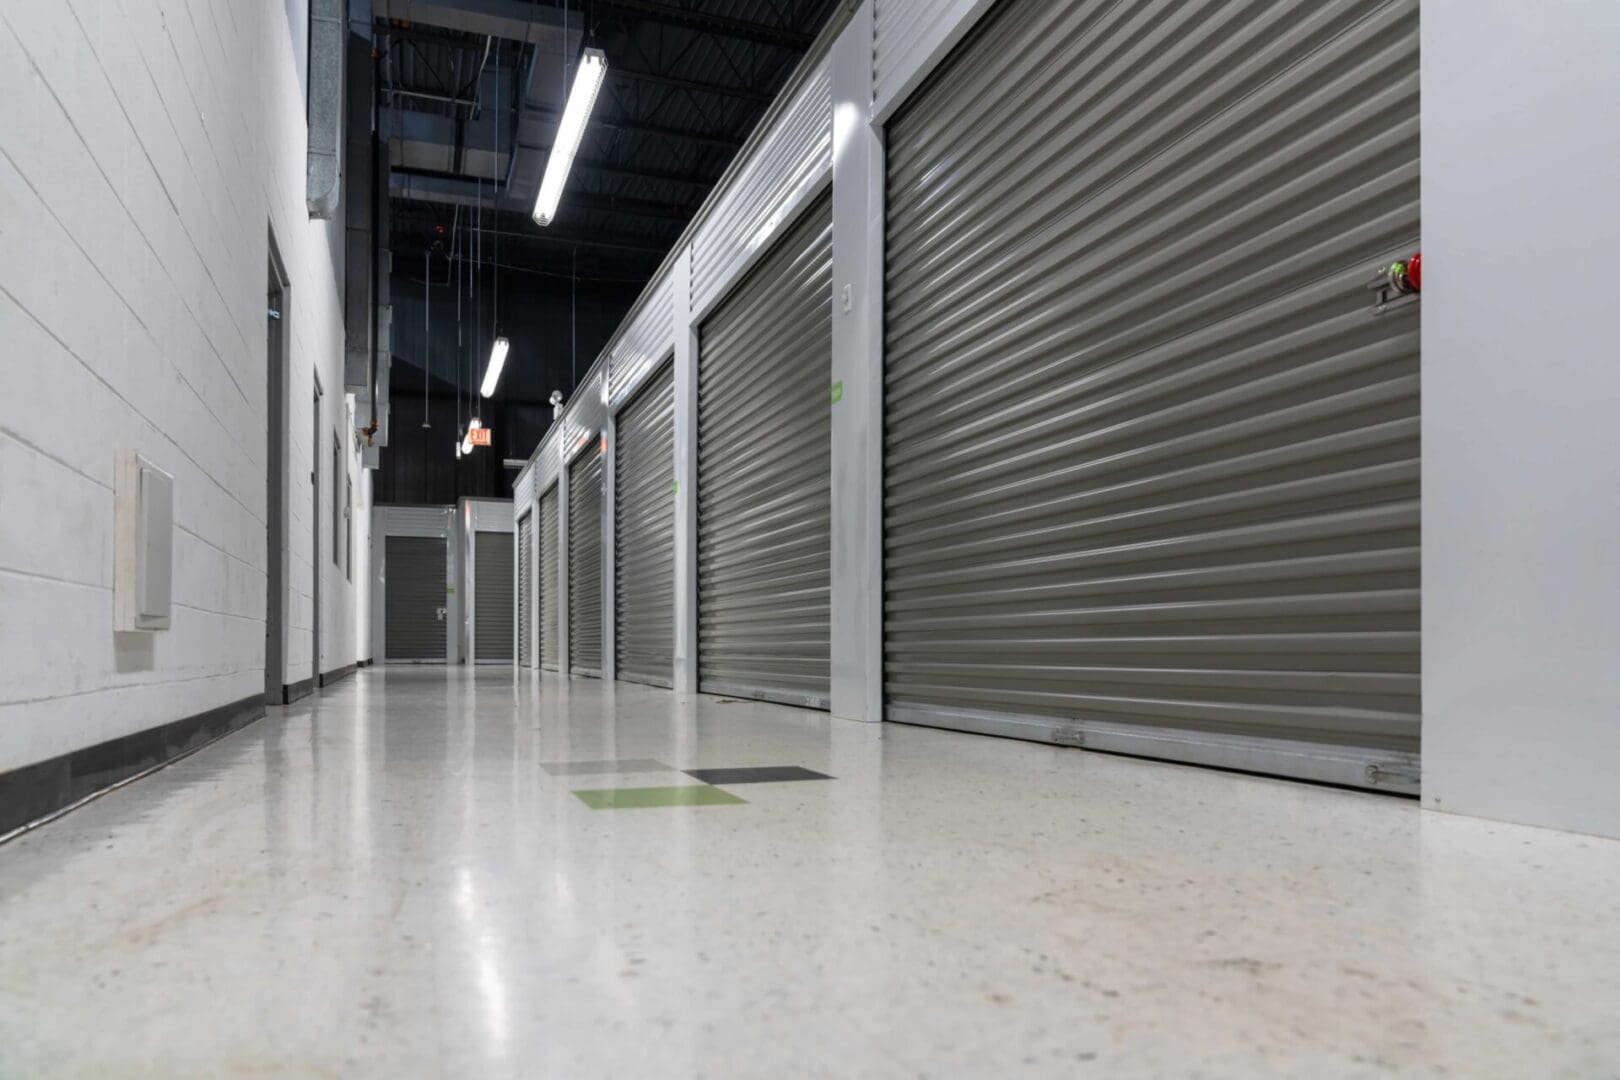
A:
479;337;510;399
532;48;607;227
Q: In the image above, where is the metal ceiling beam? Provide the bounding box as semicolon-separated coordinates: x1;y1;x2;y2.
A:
609;66;773;105
390;207;671;256
386;110;722;188
391;227;665;258
581;115;743;150
394;167;700;220
563;191;699;221
576;158;714;189
373;0;568;43
583;0;814;49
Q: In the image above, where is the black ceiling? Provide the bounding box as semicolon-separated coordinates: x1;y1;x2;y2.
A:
378;0;843;285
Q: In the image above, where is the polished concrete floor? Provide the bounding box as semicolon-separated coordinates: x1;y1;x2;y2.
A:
1;668;1617;1077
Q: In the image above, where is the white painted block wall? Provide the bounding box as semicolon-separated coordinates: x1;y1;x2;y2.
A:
1422;2;1620;838
0;0;368;772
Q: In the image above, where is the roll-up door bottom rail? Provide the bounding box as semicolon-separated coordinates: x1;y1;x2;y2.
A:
701;680;830;712
620;672;675;690
885;702;1419;794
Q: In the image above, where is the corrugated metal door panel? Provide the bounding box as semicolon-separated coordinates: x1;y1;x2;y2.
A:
568;448;605;676
539;486;560;670
883;0;1421;792
697;191;832;709
614;360;676;688
384;535;446;661
516;515;532;666
474;531;514;662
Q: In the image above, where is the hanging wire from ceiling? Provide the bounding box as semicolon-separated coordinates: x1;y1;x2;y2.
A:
422;249;430;428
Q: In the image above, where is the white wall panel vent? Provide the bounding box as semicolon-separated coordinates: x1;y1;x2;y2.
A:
114;452;173;632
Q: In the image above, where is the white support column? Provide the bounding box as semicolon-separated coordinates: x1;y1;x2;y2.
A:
829;0;885;724
557;462;572;675
601;421;617;683
672;247;700;696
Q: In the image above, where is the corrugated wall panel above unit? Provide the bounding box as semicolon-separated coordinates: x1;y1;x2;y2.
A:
614;361;677;688
474;531;515;662
882;0;1422;793
697;192;833;710
516;512;533;667
539;486;561;670
513;463;535;515
690;58;833;319
568;447;605;677
607;273;676;411
378;505;455;538
873;0;999;120
559;360;610;471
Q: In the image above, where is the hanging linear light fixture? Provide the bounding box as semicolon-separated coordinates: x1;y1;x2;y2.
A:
460;417;482;457
479;336;510;398
478;47;513;403
532;48;607;227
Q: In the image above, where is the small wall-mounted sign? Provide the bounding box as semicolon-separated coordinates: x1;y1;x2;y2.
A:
468;427;492;447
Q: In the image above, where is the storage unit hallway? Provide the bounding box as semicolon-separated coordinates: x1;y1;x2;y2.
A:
4;0;1620;1074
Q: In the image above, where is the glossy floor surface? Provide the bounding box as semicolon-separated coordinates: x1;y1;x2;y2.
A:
2;669;1618;1077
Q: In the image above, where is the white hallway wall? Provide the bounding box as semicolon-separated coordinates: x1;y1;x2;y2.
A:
1422;1;1620;838
0;0;367;772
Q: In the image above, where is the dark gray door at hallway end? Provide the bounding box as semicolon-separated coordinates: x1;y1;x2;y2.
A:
474;531;514;662
516;513;533;666
539;486;560;670
615;360;676;688
384;535;446;662
882;0;1421;792
568;448;604;677
697;191;833;710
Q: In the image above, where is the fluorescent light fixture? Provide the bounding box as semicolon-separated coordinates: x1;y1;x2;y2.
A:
480;337;510;399
460;418;481;457
532;48;607;227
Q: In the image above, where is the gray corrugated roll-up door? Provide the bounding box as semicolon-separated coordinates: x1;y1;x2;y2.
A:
539;486;560;670
882;0;1421;792
615;360;676;687
474;531;514;662
516;514;533;666
697;191;832;709
568;447;604;676
385;535;446;661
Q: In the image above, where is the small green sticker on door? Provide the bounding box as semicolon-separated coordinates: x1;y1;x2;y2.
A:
829;380;843;404
672;479;679;494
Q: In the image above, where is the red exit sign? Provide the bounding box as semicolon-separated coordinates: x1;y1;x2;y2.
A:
468;427;492;447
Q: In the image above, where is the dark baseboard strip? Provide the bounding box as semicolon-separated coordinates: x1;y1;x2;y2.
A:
357;658;373;668
0;693;264;841
282;677;315;704
318;662;356;688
